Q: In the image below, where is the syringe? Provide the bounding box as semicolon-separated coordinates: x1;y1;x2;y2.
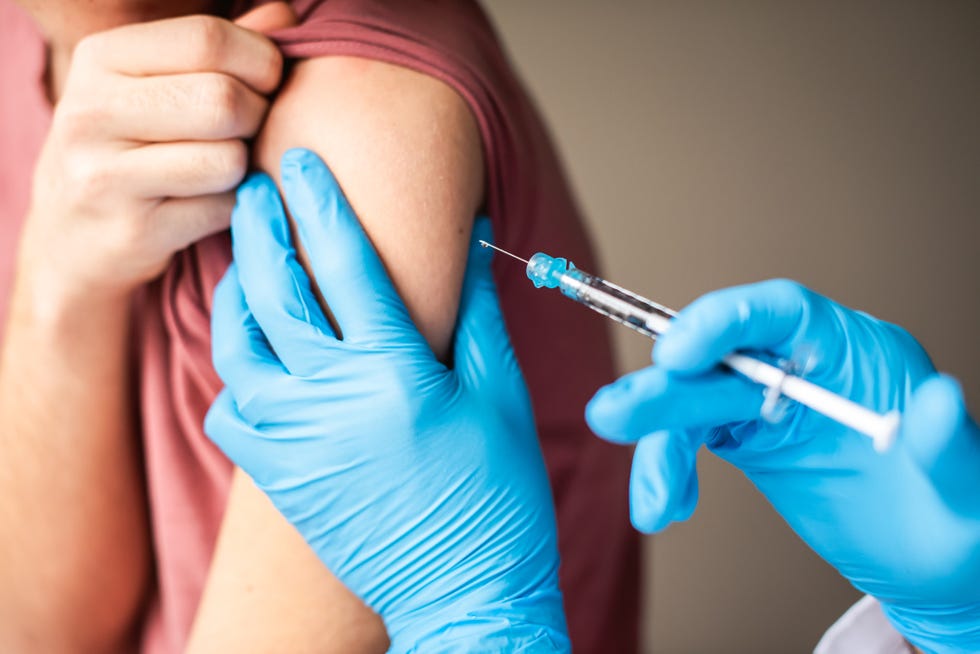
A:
480;241;900;452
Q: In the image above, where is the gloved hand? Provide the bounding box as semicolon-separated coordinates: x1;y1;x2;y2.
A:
205;149;568;652
586;279;980;653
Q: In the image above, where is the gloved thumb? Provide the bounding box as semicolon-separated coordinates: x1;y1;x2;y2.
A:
902;374;980;518
453;218;527;402
629;430;704;533
204;389;269;486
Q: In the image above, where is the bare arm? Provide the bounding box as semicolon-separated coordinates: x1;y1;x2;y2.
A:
186;56;484;652
0;280;149;654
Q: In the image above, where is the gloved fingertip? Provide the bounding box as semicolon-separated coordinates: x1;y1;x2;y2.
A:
586;381;640;443
629;432;701;533
466;217;495;271
901;374;980;518
203;389;236;446
629;470;679;534
651;332;684;367
586;366;680;441
280;149;342;217
210;263;246;343
629;465;670;533
204;389;266;477
237;170;276;193
903;375;970;472
653;321;710;373
630;502;670;534
234;171;277;212
280;147;324;177
471;215;494;246
232;172;292;254
584;391;612;436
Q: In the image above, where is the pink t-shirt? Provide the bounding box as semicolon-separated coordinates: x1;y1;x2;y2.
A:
0;1;639;652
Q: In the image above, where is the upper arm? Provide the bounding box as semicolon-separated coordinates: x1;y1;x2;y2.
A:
186;56;484;652
262;55;484;359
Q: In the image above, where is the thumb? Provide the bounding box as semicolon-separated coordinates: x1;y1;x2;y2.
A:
629;430;704;533
902;374;980;518
235;1;298;32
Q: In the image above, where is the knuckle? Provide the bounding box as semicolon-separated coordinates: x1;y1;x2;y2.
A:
214;140;249;187
182;15;229;68
54;99;104;141
65;153;115;200
257;43;284;91
269;46;285;84
71;32;105;67
115;205;151;245
198;74;241;131
195;141;248;190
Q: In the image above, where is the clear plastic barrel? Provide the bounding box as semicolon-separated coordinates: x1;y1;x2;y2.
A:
525;252;674;339
559;269;674;338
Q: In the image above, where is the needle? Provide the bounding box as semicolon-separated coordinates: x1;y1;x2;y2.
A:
479;240;530;265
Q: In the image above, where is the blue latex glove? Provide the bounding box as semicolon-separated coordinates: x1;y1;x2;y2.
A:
586;279;980;653
205;149;568;652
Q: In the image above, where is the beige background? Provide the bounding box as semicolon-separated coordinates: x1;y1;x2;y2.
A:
482;2;980;652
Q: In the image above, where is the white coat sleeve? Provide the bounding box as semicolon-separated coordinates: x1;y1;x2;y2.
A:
814;595;913;654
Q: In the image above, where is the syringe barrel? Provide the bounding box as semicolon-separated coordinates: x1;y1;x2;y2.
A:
558;269;674;339
531;257;899;450
558;267;900;450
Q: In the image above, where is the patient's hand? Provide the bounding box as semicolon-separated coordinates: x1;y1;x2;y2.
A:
19;9;288;307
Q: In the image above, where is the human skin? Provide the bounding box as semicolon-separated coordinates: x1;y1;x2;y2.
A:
1;2;482;652
0;3;286;651
185;56;483;653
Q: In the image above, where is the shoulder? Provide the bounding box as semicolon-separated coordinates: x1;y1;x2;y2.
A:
256;56;484;207
253;54;485;356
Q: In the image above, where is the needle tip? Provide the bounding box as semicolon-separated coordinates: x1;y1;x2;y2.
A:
477;240;530;265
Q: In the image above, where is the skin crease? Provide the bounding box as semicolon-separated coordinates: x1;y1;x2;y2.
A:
7;1;483;652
